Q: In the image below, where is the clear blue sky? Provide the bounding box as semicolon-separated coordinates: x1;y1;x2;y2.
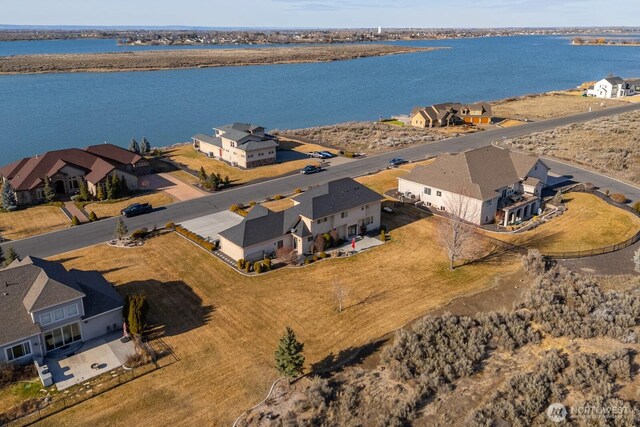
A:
4;0;639;28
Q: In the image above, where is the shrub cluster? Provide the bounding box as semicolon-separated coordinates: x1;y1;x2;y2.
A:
0;362;36;387
174;225;218;251
522;266;640;340
610;193;628;203
521;249;547;277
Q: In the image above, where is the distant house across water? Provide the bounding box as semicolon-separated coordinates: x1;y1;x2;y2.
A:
585;77;636;98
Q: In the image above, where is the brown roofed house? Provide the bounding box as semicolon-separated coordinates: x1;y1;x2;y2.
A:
397;146;549;226
0;144;149;206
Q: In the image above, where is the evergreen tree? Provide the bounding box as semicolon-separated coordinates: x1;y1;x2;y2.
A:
223;176;230;187
129;138;140;154
107;173;121;200
3;247;18;267
43;176;55;203
71;215;80;226
78;178;90;201
140;138;151;155
274;327;305;379
127;294;149;335
96;184;105;201
114;217;128;239
88;211;98;222
120;177;129;196
198;166;208;182
1;181;17;210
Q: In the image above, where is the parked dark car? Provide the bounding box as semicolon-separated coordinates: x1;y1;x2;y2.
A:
319;151;336;159
300;165;322;175
121;203;152;217
388;157;407;167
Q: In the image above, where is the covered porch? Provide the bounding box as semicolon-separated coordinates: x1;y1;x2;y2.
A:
499;195;541;227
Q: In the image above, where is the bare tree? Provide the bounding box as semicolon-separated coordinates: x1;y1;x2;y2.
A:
333;280;350;313
276;247;299;265
435;191;481;270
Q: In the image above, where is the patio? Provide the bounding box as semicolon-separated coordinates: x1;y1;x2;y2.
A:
46;332;135;390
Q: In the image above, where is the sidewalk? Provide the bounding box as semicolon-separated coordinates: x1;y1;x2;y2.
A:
63;201;89;223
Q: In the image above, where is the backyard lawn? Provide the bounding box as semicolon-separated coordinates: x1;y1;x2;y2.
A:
40;218;519;427
0;205;69;240
164;142;333;185
82;192;175;219
493;192;640;253
355;159;432;195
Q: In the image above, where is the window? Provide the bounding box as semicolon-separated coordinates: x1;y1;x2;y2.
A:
323;218;328;223
66;304;78;317
426;202;432;207
436;191;442;197
424;187;431;195
53;308;65;321
341;211;348;219
316;219;321;224
439;206;446;211
307;236;313;242
40;312;52;325
44;323;81;352
277;240;284;249
6;341;31;361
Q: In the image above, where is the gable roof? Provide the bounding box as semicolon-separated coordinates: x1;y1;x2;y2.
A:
192;134;223;148
603;76;625;85
292;178;384;220
401;146;546;201
85;143;143;166
214;123;278;151
0;146;136;191
0;256;122;346
219;205;302;247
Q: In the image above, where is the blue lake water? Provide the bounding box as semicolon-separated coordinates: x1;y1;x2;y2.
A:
1;36;640;163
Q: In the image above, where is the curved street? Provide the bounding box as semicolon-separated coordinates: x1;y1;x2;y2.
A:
3;101;640;259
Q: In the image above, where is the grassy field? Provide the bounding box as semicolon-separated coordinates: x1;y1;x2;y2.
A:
164;144;325;185
39;216;519;426
355;160;432;195
82;192;175;219
0;206;69;240
493;193;640;253
492;91;628;121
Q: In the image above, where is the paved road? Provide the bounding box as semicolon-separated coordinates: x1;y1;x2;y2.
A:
3;102;640;259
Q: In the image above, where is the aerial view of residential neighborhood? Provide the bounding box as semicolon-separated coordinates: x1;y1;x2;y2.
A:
2;1;640;426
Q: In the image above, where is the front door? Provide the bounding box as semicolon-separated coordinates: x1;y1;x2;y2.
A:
348;225;357;236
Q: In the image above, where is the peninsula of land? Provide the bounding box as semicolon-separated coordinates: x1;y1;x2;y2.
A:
0;44;439;74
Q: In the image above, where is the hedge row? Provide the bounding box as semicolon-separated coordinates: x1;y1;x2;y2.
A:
237;257;272;274
174;225;218;252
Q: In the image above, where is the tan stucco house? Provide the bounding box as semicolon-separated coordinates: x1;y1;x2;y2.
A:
411;102;492;128
192;123;278;169
218;178;383;262
397;146;549;226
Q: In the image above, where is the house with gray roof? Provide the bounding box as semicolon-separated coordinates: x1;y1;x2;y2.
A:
192;123;278;168
398;146;549;226
218;178;383;261
0;256;123;364
586;76;635;98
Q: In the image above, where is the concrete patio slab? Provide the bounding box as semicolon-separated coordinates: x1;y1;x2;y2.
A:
47;333;135;390
179;210;244;241
140;172;207;201
335;235;385;253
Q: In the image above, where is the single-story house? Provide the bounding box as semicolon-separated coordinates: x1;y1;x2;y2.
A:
0;256;123;364
218;177;383;261
586;77;635;98
411;102;492;128
398;146;549;226
192;123;279;169
0;144;148;206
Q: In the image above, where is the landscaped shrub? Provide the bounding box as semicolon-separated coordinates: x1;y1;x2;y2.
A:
230;204;239;213
165;222;175;230
71;215;80;226
0;362;36;387
237;259;246;270
249;201;256;207
131;227;148;240
610;193;627;203
584;182;596;190
312;255;319;262
521;249;547;277
263;258;272;270
344;151;355;158
125;352;148;369
254;262;264;273
294;188;302;194
380;230;387;241
88;211;98;222
633;201;640;214
319;252;328;259
304;258;312;265
274;194;283;200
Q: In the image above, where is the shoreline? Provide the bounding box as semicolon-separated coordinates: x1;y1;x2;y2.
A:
0;44;442;75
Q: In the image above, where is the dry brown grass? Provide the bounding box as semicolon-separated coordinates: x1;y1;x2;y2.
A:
492;92;628;121
355;160;433;195
83;192;175;218
0;206;69;240
493;193;640;253
39;217;518;426
502;110;640;185
164;144;319;185
261;198;295;212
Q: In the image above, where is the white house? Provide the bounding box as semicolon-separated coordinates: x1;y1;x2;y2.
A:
192;123;278;168
218;178;383;262
586;77;635;98
397;146;549;226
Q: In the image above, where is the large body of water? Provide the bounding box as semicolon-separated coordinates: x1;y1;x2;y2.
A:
1;36;639;163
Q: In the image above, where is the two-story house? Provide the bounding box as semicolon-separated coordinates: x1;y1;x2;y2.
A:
0;256;123;364
586;77;635;98
218;178;383;261
397;146;549;226
192;123;279;168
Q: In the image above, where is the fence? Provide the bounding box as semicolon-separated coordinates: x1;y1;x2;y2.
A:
542;230;640;260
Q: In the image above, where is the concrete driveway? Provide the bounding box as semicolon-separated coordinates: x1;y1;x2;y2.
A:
179;210;244;241
47;333;134;390
140;172;207;202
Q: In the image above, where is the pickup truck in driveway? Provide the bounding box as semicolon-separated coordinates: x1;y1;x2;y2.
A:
121;203;152;217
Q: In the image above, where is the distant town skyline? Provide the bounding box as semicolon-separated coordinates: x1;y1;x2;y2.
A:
4;0;640;29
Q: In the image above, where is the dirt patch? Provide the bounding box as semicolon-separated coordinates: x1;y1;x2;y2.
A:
0;44;438;74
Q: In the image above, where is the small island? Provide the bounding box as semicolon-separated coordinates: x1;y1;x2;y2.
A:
571;37;640;46
0;44;441;75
